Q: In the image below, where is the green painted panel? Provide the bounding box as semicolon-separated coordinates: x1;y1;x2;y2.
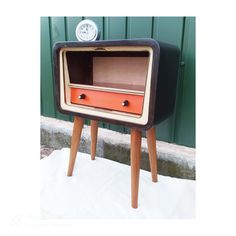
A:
127;17;153;38
66;17;82;41
40;16;195;147
50;17;70;121
40;17;55;118
154;119;174;142
174;17;195;147
152;17;184;143
153;17;183;47
104;17;126;40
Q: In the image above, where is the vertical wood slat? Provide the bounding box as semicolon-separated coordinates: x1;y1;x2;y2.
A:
174;17;196;147
127;17;153;38
152;17;185;143
153;17;183;47
50;17;70;121
66;17;83;41
40;17;56;118
104;17;126;40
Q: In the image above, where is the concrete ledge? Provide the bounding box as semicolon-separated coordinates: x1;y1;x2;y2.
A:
40;116;195;180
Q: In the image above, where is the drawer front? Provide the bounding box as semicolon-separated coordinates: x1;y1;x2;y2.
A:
71;88;144;115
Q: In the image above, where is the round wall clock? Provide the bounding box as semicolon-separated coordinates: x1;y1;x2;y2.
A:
75;19;100;42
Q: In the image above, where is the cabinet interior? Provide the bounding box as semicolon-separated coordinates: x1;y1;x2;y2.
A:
65;50;150;94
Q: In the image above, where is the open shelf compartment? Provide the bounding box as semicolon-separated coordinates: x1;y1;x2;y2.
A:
57;43;155;126
64;50;150;94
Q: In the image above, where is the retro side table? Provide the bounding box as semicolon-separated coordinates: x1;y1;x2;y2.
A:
53;39;180;208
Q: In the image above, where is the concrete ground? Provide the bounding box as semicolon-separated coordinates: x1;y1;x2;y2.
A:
40;116;195;180
40;145;55;159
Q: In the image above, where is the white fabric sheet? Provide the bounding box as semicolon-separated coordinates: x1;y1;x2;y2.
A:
40;148;195;219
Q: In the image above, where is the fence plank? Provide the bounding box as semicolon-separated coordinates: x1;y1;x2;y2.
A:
174;17;195;147
152;17;184;143
50;17;70;121
127;17;153;38
104;17;126;40
40;17;55;118
66;17;83;41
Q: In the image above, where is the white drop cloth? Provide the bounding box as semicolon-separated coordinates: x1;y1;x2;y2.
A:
40;148;195;219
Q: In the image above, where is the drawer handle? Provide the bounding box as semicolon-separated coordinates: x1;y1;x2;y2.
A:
78;94;86;99
122;100;129;107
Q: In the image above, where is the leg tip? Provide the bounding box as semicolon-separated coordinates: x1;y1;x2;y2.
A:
131;201;138;209
132;204;138;209
152;178;158;183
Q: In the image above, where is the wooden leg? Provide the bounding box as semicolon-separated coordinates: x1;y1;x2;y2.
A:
90;120;98;160
130;128;142;209
67;116;84;176
146;127;158;182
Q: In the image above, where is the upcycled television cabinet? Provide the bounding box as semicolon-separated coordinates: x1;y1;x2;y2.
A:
53;39;180;208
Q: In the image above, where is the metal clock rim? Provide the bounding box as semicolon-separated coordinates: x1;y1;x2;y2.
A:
75;19;100;42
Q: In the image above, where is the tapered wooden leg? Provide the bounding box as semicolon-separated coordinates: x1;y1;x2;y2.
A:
146;127;158;182
90;120;98;160
130;128;142;209
67;116;84;176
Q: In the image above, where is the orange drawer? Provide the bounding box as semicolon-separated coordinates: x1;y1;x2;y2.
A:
70;88;144;115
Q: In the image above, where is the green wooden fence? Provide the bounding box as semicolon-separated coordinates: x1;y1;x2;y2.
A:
40;16;195;148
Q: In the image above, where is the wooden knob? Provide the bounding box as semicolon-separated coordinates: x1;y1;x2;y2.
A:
78;94;86;99
122;100;129;106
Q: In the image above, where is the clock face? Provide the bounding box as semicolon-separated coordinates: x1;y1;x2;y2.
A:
76;20;99;41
